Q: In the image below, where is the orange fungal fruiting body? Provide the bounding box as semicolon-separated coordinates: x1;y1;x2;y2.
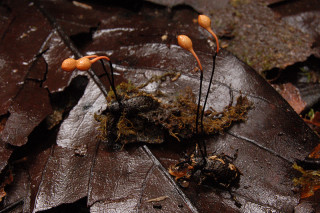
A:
177;35;203;71
61;58;77;72
198;15;211;30
198;14;219;53
76;57;92;71
61;55;111;72
177;35;193;52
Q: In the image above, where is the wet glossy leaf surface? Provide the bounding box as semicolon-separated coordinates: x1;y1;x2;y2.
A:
0;0;319;212
148;0;317;73
272;83;306;114
1;81;52;147
269;0;320;58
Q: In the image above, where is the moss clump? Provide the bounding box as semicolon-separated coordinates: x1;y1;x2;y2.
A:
94;113;112;142
116;112;136;140
95;78;252;147
106;82;138;103
95;81;164;146
142;87;252;141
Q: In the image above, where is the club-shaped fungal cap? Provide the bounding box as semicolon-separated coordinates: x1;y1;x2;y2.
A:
198;15;211;30
61;58;77;72
198;14;220;53
177;35;203;71
76;57;92;71
177;35;193;52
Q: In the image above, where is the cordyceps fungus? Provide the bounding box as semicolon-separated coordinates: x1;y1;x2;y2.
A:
59;15;251;151
171;16;249;206
61;55;122;107
198;14;219;53
197;14;219;135
176;15;221;155
177;35;203;134
177;34;206;156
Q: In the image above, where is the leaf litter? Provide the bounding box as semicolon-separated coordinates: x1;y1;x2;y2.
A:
148;0;316;73
0;0;320;212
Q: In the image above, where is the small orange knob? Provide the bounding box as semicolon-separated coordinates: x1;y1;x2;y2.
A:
198;15;211;30
177;35;193;52
76;57;92;71
61;58;77;72
198;14;219;53
177;35;203;71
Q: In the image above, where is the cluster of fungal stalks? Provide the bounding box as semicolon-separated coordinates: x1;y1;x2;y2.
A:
60;15;251;206
168;15;246;195
61;54;121;105
60;14;320;204
60;15;252;149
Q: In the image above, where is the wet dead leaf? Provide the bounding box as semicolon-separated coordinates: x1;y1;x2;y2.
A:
273;83;307;114
269;0;320;58
148;0;316;73
0;0;319;212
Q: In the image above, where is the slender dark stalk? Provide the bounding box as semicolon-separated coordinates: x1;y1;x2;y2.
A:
198;53;217;158
200;52;217;133
99;60;112;86
195;71;207;157
108;60;115;88
99;60;122;108
195;71;203;136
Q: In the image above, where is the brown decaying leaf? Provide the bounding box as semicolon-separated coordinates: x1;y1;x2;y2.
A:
269;0;320;58
147;0;315;73
273;83;307;114
0;0;319;212
0;0;74;172
1;81;52;147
